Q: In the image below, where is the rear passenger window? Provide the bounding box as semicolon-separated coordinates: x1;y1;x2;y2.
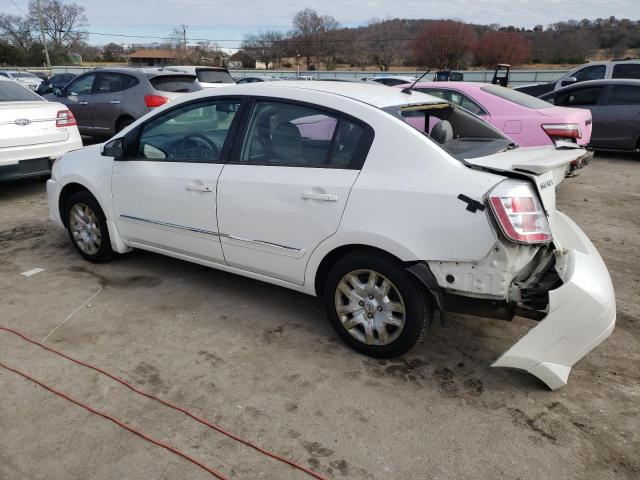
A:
331;119;365;167
612;64;640;79
239;101;370;168
94;73;138;93
606;85;640;105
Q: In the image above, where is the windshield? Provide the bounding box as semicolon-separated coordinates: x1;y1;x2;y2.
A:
196;69;233;84
480;84;552;109
13;72;38;79
0;82;43;101
383;102;514;160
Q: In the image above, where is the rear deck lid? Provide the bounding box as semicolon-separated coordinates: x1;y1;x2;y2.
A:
0;101;70;148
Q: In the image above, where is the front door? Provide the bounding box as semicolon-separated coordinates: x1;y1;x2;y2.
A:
217;99;371;284
112;98;244;264
63;73;96;134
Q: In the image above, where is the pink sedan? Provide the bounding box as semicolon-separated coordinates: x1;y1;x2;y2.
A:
395;82;592;147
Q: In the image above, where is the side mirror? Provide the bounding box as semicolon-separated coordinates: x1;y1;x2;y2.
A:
102;138;124;158
54;87;63;96
561;76;577;87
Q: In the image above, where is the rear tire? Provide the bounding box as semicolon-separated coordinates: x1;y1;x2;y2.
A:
323;251;431;358
116;117;133;133
65;191;112;263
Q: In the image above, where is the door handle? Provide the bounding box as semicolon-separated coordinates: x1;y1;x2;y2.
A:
79;101;88;105
301;192;338;202
185;184;213;192
110;100;121;104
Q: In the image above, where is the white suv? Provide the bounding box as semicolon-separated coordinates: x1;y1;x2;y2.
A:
46;82;615;389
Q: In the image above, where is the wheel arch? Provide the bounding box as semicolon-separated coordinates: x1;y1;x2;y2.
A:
58;182;92;227
313;243;408;297
115;114;135;133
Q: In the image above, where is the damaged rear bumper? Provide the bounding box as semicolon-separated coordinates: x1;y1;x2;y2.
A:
492;211;616;389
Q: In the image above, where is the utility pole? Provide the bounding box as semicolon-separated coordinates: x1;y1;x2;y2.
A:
35;0;51;69
181;24;187;60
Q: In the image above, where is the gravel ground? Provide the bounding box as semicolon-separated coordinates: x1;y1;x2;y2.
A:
0;152;638;480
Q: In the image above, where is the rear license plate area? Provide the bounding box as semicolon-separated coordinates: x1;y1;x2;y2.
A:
18;158;50;174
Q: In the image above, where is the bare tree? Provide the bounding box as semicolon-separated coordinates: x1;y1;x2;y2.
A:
27;0;87;63
241;30;285;69
0;14;35;49
412;20;475;69
290;8;338;68
366;19;407;71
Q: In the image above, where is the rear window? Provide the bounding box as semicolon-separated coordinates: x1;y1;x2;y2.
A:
0;82;43;101
480;84;552;109
383;103;514;160
196;69;233;84
612;63;640;79
149;75;199;93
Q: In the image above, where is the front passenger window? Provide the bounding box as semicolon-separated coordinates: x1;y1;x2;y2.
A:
67;74;96;95
556;87;604;107
137;100;241;162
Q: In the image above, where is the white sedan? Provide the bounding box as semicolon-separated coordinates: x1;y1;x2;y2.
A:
1;77;82;182
46;81;615;389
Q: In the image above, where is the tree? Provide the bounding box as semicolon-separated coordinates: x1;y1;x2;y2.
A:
28;0;88;63
366;19;407;71
290;8;339;68
0;14;35;50
241;30;285;69
473;31;532;66
412;20;475;69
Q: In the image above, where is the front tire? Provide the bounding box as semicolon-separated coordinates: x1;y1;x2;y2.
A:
324;251;431;358
65;191;112;263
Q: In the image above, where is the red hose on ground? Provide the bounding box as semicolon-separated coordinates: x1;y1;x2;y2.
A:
0;326;328;480
0;360;228;480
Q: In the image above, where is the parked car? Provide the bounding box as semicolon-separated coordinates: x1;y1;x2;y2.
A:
46;81;615;390
36;72;77;95
0;77;82;182
540;79;640;152
396;82;593;151
363;75;417;86
164;66;234;88
235;76;279;84
47;67;201;138
515;58;640;97
0;70;43;90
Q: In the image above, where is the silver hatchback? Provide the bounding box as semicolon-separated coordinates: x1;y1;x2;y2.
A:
48;67;202;138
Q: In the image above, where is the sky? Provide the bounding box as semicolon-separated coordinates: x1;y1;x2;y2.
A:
1;0;639;48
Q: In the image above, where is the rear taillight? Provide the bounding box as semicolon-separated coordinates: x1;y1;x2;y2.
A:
144;95;169;108
56;110;76;127
488;179;552;244
542;123;581;139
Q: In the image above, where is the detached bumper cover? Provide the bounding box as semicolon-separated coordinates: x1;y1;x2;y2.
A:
493;211;616;389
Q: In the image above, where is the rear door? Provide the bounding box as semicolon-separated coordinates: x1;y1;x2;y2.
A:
112;97;244;263
596;84;640;150
90;72;138;135
216;99;373;284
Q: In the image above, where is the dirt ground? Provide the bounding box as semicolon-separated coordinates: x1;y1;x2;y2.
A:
0;152;638;480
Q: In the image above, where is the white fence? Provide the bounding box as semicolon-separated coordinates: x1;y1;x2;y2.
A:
47;66;569;86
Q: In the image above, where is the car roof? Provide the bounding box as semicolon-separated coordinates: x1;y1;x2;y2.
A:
82;67;195;79
168;66;229;72
542;78;640;94
199;80;443;108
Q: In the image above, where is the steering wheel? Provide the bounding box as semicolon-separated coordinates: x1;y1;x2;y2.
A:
168;133;219;160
